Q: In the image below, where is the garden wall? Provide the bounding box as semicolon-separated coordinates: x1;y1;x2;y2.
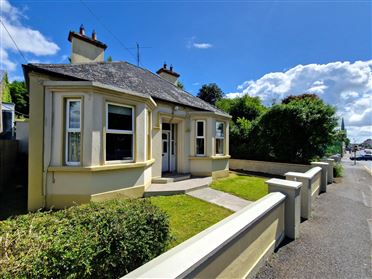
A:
124;193;286;279
230;159;311;176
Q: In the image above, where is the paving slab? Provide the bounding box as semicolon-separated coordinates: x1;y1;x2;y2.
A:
187;187;251;212
144;177;212;197
254;155;372;279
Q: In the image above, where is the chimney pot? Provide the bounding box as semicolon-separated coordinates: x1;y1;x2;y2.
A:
163;62;167;69
92;30;96;40
79;24;85;35
170;64;173;72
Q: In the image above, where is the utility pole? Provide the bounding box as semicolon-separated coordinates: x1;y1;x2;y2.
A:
131;43;151;67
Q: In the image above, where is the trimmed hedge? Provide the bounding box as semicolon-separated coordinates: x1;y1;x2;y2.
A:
334;163;344;177
0;199;170;278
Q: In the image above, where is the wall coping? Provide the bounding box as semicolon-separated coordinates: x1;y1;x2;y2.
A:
285;166;322;179
311;161;329;166
123;192;285;278
266;178;302;190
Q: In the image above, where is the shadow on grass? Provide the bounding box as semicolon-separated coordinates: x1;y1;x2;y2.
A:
231;169;284;179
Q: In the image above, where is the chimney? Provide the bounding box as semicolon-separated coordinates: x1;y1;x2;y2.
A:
79;24;85;35
68;25;107;63
156;63;180;85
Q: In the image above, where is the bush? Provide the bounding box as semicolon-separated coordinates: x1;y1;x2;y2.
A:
229;94;338;164
334;163;344;177
0;199;170;278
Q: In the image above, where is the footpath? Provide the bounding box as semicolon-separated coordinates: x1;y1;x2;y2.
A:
255;156;372;279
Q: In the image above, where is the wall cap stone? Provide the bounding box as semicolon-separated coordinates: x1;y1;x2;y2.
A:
266;178;302;190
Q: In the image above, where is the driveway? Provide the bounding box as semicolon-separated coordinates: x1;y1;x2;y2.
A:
255;157;372;279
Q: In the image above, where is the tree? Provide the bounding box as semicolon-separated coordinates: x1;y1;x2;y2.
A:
282;93;319;104
9;80;28;117
107;55;113;62
176;80;184;90
229;94;338;163
197;83;223;105
1;73;12;103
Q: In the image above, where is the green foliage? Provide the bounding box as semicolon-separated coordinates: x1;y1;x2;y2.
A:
210;172;268;201
197;83;224;105
0;199;170;278
334;163;344;177
229;94;338;163
9;80;28;117
107;55;113;62
281;93;319;104
216;95;266;122
176;80;184;90
1;73;12;103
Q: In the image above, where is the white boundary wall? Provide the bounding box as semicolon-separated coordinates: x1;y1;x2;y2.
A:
124;193;286;279
230;159;311;176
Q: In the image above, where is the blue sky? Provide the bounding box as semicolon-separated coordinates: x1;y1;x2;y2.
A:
1;0;371;141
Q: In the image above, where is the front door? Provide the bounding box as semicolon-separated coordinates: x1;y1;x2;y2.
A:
162;131;170;172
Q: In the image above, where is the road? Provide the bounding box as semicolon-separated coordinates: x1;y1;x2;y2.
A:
255;156;372;279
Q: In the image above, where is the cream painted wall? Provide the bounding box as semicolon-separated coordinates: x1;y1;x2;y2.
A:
71;38;104;63
27;74;231;209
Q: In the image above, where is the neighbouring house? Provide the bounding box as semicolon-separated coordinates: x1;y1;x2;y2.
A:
23;26;231;210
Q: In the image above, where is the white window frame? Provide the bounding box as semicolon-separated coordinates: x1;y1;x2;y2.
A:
195;120;206;156
215;121;225;156
105;102;135;163
65;99;81;166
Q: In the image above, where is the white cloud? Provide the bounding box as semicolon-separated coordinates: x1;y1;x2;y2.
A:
0;0;59;71
227;60;372;141
192;43;213;49
186;36;213;49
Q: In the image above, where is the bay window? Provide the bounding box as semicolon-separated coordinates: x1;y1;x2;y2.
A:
216;121;225;155
106;103;134;162
65;99;81;165
195;120;205;156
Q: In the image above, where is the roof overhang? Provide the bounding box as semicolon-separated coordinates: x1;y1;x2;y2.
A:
42;80;157;110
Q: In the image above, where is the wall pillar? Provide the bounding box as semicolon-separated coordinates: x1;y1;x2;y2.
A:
266;178;302;239
321;158;335;184
311;162;328;192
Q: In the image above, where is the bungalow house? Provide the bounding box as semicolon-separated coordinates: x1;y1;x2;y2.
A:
23;26;231;210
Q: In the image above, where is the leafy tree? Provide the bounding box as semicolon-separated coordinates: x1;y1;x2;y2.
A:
282;93;319;104
230;94;338;163
1;73;12;103
197;83;224;105
176;80;184;90
9;80;28;117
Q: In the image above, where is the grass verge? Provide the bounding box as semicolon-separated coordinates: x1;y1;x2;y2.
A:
210;171;268;201
149;195;232;249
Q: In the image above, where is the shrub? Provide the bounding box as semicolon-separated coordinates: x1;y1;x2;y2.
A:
0;199;170;278
334;163;344;177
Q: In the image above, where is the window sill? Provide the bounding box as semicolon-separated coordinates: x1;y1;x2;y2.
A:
48;159;155;172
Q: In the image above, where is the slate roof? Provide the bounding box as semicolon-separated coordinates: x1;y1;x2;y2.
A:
23;61;228;116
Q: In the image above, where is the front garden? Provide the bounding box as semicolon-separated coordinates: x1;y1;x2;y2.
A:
211;171;268;201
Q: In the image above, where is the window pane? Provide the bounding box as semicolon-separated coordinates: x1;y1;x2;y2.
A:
162;123;170;131
67;132;80;163
163;141;167;153
68;101;80;129
108;104;132;131
197;121;204;137
106;133;133;161
216;138;224;155
196;138;205;155
216;122;224;138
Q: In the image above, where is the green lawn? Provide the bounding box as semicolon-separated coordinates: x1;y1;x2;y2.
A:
149;195;232;249
210;171;268;201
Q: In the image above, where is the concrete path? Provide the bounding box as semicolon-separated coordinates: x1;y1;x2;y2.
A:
255;155;372;279
187;187;251;212
145;177;212;197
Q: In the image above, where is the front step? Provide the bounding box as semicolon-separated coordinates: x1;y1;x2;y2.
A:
151;173;191;184
145;177;212;197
